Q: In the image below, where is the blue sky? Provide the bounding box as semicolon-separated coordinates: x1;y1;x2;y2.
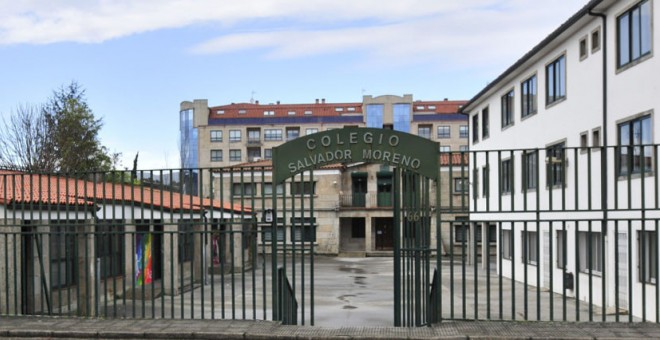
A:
0;0;587;170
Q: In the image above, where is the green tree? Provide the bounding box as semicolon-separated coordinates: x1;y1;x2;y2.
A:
0;81;119;174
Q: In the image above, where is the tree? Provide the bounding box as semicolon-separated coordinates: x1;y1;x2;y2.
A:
0;104;57;171
0;81;119;174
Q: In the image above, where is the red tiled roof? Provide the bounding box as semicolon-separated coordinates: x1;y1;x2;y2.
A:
210;102;363;119
0;172;250;213
440;153;470;166
412;100;467;114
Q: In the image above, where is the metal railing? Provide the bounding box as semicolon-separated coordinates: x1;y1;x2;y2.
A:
277;267;298;325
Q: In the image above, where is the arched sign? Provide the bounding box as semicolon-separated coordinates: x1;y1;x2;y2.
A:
272;127;439;183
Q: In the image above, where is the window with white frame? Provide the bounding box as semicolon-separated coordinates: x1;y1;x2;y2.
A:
521;75;537;118
459;125;468;138
459;145;469;152
264;129;282;141
522;150;538;191
264;148;273;160
546;55;566;105
286;127;300;141
229;130;241;142
501;89;514;128
262;183;284;196
522;231;538;265
638;230;657;284
418;125;432;139
502;229;513;260
617;0;652;68
306;128;319;135
439;145;451;152
546;142;566;187
232;183;256;197
210;130;222;142
454;178;468;194
210;149;223;162
438;125;451;139
618;114;652;176
500;158;513;194
291;181;315;195
482;107;490;139
578;231;603;274
229;149;241;161
472;114;479;143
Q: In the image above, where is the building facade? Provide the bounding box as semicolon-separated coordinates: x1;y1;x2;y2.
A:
180;95;469;256
463;0;659;320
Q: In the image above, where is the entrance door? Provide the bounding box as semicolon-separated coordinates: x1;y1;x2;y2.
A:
375;217;394;250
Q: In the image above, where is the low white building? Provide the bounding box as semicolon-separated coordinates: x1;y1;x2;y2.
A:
462;0;659;320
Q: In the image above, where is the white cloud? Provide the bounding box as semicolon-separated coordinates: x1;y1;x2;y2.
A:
0;0;589;71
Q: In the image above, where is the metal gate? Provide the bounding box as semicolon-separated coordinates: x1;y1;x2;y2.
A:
273;127;440;327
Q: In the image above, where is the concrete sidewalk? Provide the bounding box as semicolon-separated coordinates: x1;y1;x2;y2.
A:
2;316;660;339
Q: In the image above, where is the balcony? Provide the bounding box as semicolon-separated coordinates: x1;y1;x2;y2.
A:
247;138;262;146
339;193;394;208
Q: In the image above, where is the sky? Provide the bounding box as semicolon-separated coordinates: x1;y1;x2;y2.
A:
0;0;589;170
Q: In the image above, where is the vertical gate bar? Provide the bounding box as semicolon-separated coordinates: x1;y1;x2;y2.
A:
220;169;226;320
614;220;619;322
271;173;278;321
301;172;306;325
641;146;647;322
461;215;466;320
498;221;502;319
562;221;567;321
587;147;592;210
200;169;205;320
574;222;580;321
436;169;442;323
628;220;633;323
310;168;315;325
393;167;401;326
537;220;541;321
290;175;297;323
523;221;528;320
511;221;516;320
656;219;659;324
240;170;246;320
588;220;593;321
642;218;647;322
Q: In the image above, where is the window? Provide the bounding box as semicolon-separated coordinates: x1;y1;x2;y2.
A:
210;149;223;162
288;111;296;115
438;126;450;139
638;230;657;284
459;125;468;138
291;217;316;242
217;110;225;115
591;27;601;53
347;107;356;112
546;55;566;105
210;130;223;142
482;165;489;197
617;0;652;68
522;150;538;191
247;128;260;143
247;147;261;161
291;181;315;195
418;125;432;139
546;142;566;187
579;36;588;60
304;110;312;115
578;231;603;274
502;229;513;260
459;145;469;152
580;132;589;152
229;130;241;142
439;145;451;152
428;105;436;110
50;221;79;288
264;129;282;141
522;231;538;265
500;158;513;194
178;220;195;263
482;107;490;139
229;149;241;162
618;115;652;176
286;127;300;141
454;224;468;243
472;168;479;199
306;128;319;135
472;114;479;143
263;183;284;196
96;221;125;279
335;107;344;112
521;75;537;118
592;127;602;147
263;110;275;116
264;148;273;160
262;220;285;242
454;178;468;193
557;229;567;269
232;183;256;197
501;89;514;128
238;109;246;114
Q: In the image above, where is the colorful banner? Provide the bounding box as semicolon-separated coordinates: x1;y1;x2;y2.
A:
135;232;153;286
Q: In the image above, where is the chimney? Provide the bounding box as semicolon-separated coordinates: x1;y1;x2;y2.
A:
315;99;319;104
277;100;280;105
322;98;325;104
444;98;448;101
255;100;259;105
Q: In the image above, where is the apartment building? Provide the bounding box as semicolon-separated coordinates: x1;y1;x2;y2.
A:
179;95;469;255
462;0;659;320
